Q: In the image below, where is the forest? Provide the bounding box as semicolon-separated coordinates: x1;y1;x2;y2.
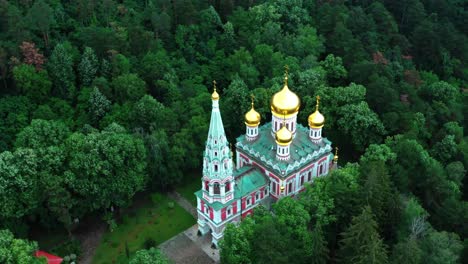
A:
0;0;466;263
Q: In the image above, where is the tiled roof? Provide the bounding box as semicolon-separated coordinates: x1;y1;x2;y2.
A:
236;122;332;177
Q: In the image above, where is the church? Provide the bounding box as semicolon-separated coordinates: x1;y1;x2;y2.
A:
194;71;338;247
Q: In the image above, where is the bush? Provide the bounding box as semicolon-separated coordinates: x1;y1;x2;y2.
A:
151;193;164;205
51;238;82;258
144;237;157;249
167;202;175;209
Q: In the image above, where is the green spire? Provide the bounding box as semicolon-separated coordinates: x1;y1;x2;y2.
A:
203;81;233;180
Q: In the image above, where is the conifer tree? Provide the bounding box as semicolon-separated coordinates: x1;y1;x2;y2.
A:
338;206;388;264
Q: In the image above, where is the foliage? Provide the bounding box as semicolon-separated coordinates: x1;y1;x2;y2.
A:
129;247;169;264
0;229;46;264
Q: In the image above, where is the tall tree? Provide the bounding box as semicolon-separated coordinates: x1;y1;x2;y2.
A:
48;43;76;100
338;206;388;264
26;0;54;47
78;47;99;87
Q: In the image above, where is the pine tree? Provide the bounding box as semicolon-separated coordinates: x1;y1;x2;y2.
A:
338;206;388;264
310;226;329;264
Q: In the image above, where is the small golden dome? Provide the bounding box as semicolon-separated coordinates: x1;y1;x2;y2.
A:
275;124;293;146
333;147;339;163
271;75;300;117
211;80;219;100
245;102;261;126
308;96;325;128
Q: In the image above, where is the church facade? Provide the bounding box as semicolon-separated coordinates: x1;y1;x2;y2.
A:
194;73;337;247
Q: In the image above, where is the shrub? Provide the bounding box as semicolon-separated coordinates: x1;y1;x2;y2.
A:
144;237;157;249
167;202;175;209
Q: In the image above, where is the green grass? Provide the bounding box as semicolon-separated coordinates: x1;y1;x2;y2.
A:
91;194;195;264
176;172;201;207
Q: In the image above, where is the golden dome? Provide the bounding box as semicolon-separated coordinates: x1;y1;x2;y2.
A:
245;101;261;126
211;80;219;100
333;147;339;163
271;76;300;117
275;124;293;146
308;96;325;128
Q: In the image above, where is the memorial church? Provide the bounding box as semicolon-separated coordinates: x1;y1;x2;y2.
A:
195;71;338;247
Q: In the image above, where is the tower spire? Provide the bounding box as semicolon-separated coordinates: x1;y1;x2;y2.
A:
315;95;320;112
211;80;219;101
284;65;289;85
333;147;339;163
204;81;232;180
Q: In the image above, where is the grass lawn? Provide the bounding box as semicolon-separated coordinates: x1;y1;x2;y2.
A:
176;172;201;207
91;193;195;264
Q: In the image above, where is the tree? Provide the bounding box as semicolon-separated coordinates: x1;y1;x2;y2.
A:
320;54;347;85
359;161;400;241
15;119;70;149
0;229;46;264
65;127;147;213
129;247;169;264
220;223;253;264
338;206;388;264
12;64;51;103
88;87;111;125
421;230;462;264
337;101;386;152
48;43;76;100
430;135;458;164
0;96;32;151
391;237;422;264
78;47;99;87
111;74;146;103
132;95;171;133
0;148;39;221
19;42;45;70
26;0;54;47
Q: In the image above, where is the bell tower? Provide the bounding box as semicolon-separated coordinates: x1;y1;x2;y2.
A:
201;81;235;205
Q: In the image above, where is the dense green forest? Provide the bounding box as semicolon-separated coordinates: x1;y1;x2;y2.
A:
0;0;466;263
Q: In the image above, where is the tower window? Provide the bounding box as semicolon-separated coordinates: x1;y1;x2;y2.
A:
214;151;217;157
214;183;220;194
225;183;230;192
214;164;218;172
288;182;293;193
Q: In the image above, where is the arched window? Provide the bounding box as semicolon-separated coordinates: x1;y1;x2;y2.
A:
214;164;218;172
214;183;220;194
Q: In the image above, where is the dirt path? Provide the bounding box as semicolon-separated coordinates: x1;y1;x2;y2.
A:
76;222;106;264
168;191;198;219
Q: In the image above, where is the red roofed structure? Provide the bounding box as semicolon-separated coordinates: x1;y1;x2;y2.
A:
35;250;63;264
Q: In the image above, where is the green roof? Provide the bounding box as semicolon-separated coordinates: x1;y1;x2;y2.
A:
236;122;332;177
194;166;267;210
233;166;267;198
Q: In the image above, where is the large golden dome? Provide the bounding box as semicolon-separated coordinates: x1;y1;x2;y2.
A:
275;125;293;146
245;102;261;126
270;76;300;117
308;96;325;128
